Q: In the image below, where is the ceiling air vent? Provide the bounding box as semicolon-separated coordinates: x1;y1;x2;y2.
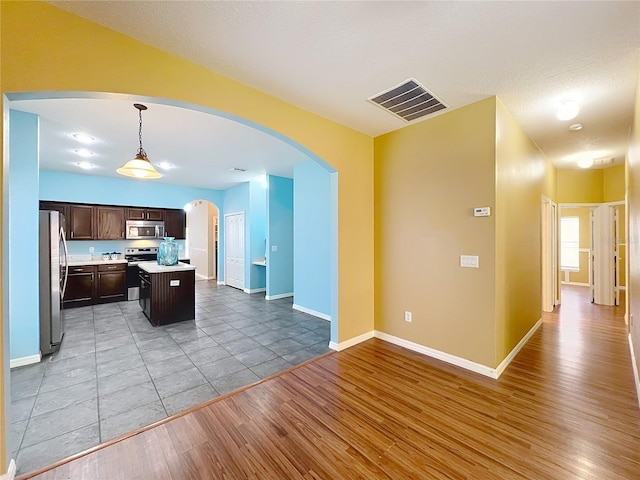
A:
368;78;447;122
594;157;614;166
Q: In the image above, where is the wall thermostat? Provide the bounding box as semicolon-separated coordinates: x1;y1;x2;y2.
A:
474;207;491;217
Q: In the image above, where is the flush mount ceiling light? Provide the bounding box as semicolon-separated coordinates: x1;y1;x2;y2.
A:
75;161;97;170
569;123;583;131
71;133;95;144
577;158;594;169
156;161;175;171
116;103;162;179
557;100;580;121
73;148;94;157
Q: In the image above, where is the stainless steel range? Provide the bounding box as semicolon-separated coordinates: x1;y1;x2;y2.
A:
125;247;158;300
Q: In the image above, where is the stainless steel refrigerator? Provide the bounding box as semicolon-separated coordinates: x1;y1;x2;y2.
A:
39;210;69;355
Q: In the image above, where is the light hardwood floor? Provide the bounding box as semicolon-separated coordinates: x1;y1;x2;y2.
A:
22;286;640;479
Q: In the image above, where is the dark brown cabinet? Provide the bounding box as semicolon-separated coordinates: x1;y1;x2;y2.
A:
40;201;70;238
64;265;96;307
96;263;126;302
69;205;94;240
96;206;125;240
164;209;186;239
127;208;165;221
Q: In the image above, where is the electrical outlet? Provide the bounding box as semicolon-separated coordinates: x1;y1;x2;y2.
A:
89;247;94;253
271;245;278;252
405;311;412;323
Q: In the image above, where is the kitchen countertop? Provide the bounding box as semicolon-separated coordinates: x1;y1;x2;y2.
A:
138;261;196;273
68;259;128;266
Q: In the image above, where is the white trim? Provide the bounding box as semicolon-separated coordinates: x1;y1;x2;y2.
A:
561;281;590;287
374;331;497;377
217;280;226;285
329;330;374;351
618;286;626;291
10;353;41;368
195;273;216;281
244;287;266;294
1;459;16;480
374;319;542;379
629;334;640;409
265;292;293;300
494;319;543;377
292;304;331;321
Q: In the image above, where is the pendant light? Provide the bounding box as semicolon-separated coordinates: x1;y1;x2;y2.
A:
116;103;162;179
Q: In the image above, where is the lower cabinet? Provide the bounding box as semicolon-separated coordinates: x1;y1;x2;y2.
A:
64;265;96;307
64;263;126;308
96;263;126;302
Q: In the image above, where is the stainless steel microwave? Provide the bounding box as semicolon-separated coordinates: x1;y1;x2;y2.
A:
125;220;165;240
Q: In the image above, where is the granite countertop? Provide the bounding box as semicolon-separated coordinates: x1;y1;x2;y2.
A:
138;261;196;273
68;259;128;266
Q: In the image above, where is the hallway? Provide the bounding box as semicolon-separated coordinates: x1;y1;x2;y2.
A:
24;286;640;479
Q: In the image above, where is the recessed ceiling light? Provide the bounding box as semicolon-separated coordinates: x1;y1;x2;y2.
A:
577;158;594;169
156;161;175;170
71;133;95;144
557;100;580;121
75;161;96;170
569;123;583;131
73;148;94;157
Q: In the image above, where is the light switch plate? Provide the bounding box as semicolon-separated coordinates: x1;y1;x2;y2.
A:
271;245;278;252
460;255;479;268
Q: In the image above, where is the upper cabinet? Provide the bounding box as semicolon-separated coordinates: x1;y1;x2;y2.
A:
40;201;186;241
127;208;165;221
69;204;94;240
96;206;125;240
165;209;186;239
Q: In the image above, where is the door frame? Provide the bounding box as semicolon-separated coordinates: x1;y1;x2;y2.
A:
541;195;558;312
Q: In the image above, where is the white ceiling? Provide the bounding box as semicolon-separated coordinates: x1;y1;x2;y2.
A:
15;1;640;186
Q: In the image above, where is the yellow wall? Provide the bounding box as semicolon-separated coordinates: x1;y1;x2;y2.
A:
603;164;625;202
627;60;640;390
1;2;375;467
556;169;604;203
494;99;545;363
374;98;498;366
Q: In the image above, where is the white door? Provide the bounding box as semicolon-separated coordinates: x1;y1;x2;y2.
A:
541;197;555;312
591;205;615;306
224;212;245;290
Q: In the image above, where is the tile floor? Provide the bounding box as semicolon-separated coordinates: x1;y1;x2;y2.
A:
8;281;331;475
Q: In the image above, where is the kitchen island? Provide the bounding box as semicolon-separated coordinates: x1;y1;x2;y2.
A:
138;261;196;326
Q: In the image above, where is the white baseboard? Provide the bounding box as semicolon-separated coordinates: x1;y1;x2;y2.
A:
629;334;640;409
217;280;226;285
561;281;590;287
494;319;542;378
374;331;497;377
1;459;16;480
265;292;293;301
375;319;542;379
329;330;374;351
195;273;216;280
10;353;41;369
244;287;266;294
292;304;331;321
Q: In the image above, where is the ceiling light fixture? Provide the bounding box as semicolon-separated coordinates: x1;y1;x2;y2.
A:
72;133;95;144
75;161;96;170
569;123;583;131
577;158;594;169
557;100;580;121
73;148;94;157
116;103;162;179
156;161;175;171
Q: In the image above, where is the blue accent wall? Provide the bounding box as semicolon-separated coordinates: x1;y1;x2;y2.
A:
293;161;332;318
39;169;224;258
266;176;294;297
9;110;40;360
249;181;267;291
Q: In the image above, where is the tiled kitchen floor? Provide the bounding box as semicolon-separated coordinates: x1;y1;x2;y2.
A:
8;281;331;475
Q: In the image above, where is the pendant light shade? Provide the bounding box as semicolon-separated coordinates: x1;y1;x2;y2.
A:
117;103;162;179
